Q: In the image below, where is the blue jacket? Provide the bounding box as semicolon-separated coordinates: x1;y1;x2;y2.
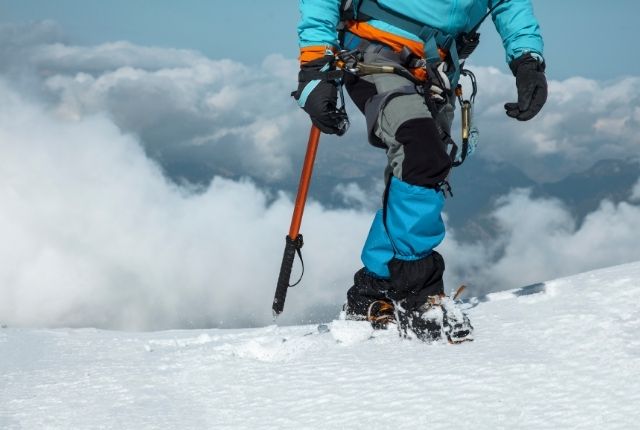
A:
298;0;544;63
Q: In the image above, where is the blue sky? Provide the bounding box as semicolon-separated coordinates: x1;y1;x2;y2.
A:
0;0;637;80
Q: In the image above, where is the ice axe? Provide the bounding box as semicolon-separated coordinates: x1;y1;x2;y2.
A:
272;125;321;318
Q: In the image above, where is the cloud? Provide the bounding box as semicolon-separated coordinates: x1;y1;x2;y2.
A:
2;81;640;329
5;21;638;189
41;51;307;182
1;22;639;330
1;22;312;184
0;21;64;63
332;182;380;210
451;66;640;180
0;80;373;329
443;188;640;294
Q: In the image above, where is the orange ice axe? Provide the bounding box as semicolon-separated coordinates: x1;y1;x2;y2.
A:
272;125;321;318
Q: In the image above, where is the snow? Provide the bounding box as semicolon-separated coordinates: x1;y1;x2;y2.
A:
2;262;640;429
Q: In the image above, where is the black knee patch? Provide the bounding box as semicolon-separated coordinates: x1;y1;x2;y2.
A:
395;118;452;187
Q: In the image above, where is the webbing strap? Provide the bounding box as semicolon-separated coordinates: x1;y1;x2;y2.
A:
355;0;460;85
448;39;460;86
424;37;440;65
289;245;305;288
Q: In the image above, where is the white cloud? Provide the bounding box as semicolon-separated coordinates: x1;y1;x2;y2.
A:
2;82;640;329
1;23;639;330
1;22;310;184
443;189;640;293
32;41;208;74
461;66;640;179
38;52;306;181
0;81;370;329
4;22;639;187
332;182;378;210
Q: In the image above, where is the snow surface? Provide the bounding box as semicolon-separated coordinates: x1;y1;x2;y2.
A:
2;262;640;429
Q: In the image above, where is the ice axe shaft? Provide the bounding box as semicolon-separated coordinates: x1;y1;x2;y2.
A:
288;125;321;240
272;125;321;318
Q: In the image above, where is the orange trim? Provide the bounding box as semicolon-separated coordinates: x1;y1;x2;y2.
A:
301;22;447;80
299;46;335;64
344;21;447;81
345;21;427;57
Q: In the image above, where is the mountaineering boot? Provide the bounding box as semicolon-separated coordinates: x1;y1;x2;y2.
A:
343;298;396;330
441;295;474;343
402;291;474;343
402;296;445;342
366;299;395;329
345;268;396;329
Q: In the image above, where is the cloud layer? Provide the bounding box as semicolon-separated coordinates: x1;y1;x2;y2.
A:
460;66;640;179
1;22;313;185
1;22;639;330
3;21;639;187
2;80;640;330
444;190;640;291
0;81;371;329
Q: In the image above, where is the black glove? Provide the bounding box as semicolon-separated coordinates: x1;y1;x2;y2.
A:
505;53;547;121
293;55;349;135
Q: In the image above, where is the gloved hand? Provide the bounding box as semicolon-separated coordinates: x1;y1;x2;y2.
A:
504;53;547;121
293;55;349;135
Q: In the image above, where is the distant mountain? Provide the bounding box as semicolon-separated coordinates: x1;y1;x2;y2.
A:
536;158;640;219
161;150;639;243
447;157;640;240
446;157;537;239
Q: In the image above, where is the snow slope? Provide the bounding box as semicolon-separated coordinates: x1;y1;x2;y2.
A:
2;262;640;429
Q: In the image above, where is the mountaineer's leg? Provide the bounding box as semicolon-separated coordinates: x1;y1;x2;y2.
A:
342;45;454;329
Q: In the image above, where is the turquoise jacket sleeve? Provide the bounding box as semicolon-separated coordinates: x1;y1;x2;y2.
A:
298;0;342;48
491;0;544;63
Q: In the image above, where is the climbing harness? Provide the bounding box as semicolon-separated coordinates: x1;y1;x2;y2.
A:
340;0;509;86
335;1;508;169
276;1;509;317
335;47;478;172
